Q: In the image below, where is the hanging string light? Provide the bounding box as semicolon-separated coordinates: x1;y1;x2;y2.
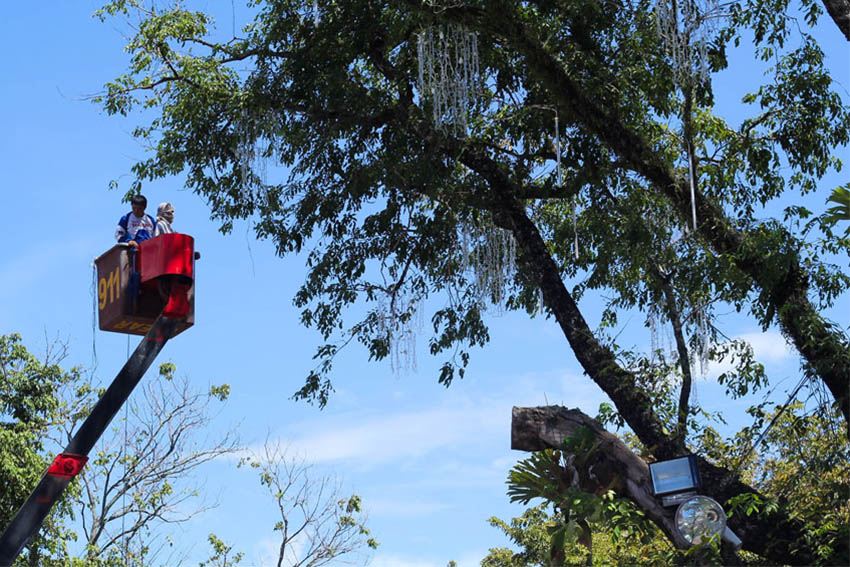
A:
537;286;545;315
377;286;423;375
691;305;711;377
459;217;517;312
554;111;579;259
236;109;256;202
235;108;276;207
655;0;718;232
650;310;660;360
417;23;480;135
474;225;516;308
687;142;698;231
655;0;717;89
648;306;675;364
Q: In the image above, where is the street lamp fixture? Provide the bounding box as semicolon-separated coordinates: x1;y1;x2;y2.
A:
648;456;743;549
675;495;727;545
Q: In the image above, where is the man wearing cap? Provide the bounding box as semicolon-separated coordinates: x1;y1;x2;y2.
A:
115;194;156;249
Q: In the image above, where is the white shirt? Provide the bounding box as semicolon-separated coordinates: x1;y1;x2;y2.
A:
115;212;155;242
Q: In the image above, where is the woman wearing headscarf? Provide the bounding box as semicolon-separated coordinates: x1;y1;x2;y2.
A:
154;202;175;236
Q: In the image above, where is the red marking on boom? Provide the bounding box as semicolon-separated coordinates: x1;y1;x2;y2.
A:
46;453;88;479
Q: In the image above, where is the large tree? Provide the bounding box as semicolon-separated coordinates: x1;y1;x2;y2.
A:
95;0;849;564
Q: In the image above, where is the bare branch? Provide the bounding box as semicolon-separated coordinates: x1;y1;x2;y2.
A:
73;372;240;560
242;439;375;567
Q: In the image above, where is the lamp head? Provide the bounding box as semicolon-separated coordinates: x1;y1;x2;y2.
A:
675;495;727;545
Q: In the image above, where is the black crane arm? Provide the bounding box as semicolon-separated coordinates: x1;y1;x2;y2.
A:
0;315;181;566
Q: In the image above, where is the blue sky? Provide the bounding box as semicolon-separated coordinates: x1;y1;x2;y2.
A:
1;2;847;566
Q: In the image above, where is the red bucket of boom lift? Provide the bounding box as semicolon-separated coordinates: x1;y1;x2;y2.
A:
94;234;196;336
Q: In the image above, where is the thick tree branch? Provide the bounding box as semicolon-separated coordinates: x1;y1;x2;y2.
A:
516;183;583;201
512;406;688;547
512;405;841;566
592;186;694;448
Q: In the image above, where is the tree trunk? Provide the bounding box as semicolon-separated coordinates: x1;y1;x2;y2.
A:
821;0;850;40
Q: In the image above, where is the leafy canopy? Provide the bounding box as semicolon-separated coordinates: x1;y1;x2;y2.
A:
93;0;848;413
92;1;848;562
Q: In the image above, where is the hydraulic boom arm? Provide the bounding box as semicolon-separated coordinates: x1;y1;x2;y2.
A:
0;315;181;566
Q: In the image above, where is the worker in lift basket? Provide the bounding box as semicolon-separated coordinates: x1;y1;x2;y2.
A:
115;194;156;248
154;202;175;236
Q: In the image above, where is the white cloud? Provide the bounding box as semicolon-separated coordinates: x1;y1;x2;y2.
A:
366;496;452;518
252;535;281;567
485;367;604;411
738;331;795;362
367;549;486;567
284;404;506;467
369;552;442;567
706;330;794;379
395;459;511;490
234;364;605;475
270;366;603;470
252;531;314;567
